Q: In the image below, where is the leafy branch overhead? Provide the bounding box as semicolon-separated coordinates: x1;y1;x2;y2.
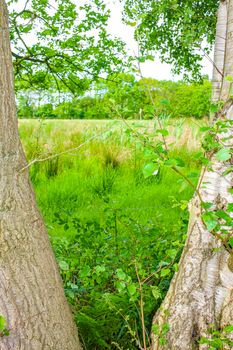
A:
8;0;127;93
122;0;219;80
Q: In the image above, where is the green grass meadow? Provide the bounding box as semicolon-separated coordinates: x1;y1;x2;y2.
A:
19;118;205;349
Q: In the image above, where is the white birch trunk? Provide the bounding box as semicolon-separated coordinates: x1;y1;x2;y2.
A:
221;0;233;100
151;1;233;348
151;106;233;350
212;0;227;102
151;148;233;349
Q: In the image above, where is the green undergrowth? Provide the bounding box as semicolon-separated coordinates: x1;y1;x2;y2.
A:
19;119;203;349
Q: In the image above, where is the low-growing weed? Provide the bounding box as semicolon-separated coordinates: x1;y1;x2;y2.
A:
52;209;186;349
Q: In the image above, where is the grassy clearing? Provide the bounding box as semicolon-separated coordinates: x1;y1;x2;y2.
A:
19;118;205;349
19;116;206;149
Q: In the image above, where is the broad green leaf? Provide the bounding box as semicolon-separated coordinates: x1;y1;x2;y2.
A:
144;149;154;158
210;338;224;348
127;284;137;296
223;325;233;333
227;203;233;212
80;265;91;278
115;281;126;293
160;268;170;277
156;129;169;136
143;163;159;178
0;316;5;331
125;21;137;27
202;213;218;232
200;126;211;132
209;104;219;113
187;172;199;179
215;210;232;223
116;269;127;280
95;265;106;275
201;202;214;210
58;261;69;271
215;148;231;162
223;166;233;176
138;56;146;63
151;286;162;300
167;249;177;258
146;54;154;61
165;157;185;167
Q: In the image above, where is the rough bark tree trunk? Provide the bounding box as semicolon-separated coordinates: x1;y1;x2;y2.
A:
212;0;227;102
0;1;81;349
151;1;233;349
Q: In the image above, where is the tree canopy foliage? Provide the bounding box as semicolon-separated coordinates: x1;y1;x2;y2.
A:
8;0;219;96
8;0;126;93
122;0;219;80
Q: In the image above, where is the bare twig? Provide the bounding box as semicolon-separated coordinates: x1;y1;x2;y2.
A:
135;262;147;350
200;48;224;78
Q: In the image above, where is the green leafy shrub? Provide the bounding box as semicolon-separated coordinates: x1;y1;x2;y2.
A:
17;75;211;120
52;209;186;349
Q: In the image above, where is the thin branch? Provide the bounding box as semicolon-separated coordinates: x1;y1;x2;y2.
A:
141;253;180;285
134;48;169;152
135;263;147;350
200;48;224;77
12;52;46;65
12;51;120;88
22;0;30;12
171;166;203;203
196;165;208;194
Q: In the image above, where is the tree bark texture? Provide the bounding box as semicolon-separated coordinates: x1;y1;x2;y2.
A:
151;104;233;349
221;0;233;100
151;0;233;348
0;1;81;349
212;0;227;102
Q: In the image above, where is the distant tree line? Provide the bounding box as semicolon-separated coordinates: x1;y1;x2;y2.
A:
17;74;212;120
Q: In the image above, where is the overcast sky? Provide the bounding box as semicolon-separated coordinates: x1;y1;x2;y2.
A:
105;1;213;81
11;0;214;81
